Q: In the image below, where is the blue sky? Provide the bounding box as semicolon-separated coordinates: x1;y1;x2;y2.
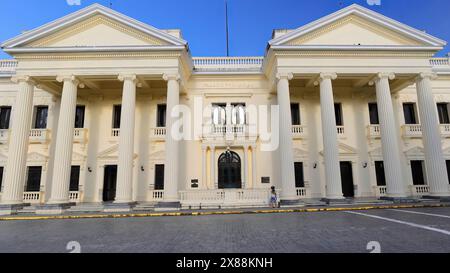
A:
0;0;449;58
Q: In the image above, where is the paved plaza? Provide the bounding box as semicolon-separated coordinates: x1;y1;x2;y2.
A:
0;207;449;253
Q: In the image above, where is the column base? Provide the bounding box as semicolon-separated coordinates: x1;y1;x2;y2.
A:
155;202;181;212
380;197;418;204
321;198;353;205
104;202;137;213
35;203;75;215
422;195;450;202
0;204;30;216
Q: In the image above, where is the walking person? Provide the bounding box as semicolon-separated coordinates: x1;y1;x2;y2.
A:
270;186;278;208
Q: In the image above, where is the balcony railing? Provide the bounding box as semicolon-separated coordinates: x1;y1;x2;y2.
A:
73;129;88;144
367;125;381;138
69;191;80;203
149;190;164;201
0;129;9;143
111;129;120;137
440;124;450;137
430;57;450;67
292;125;307;139
337;126;345;137
296;187;307;198
193;57;264;72
402;124;422;138
203;124;256;139
0;60;18;75
410;185;430;196
29;129;50;143
374;186;387;197
150;127;166;140
180;189;273;206
23;192;42;204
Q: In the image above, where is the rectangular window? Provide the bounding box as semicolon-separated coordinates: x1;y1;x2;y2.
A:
157;104;167;127
25;166;42;192
70;166;81;192
334;103;343;126
403;103;418;125
375;161;386;186
75;106;86;129
437;103;450;124
411;160;426;186
368;103;380;125
113;105;121;129
34;106;48;129
0;166;3;192
291;104;301;126
0;106;12;129
154;164;165;190
294;162;305;188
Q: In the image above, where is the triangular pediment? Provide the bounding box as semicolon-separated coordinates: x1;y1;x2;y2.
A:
0;152;7;162
98;144;138;159
320;143;357;156
404;146;425;156
72;151;87;162
293;148;308;159
149;150;166;160
2;4;186;49
27;152;48;162
270;4;446;49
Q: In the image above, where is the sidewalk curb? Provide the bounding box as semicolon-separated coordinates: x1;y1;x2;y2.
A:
0;203;448;221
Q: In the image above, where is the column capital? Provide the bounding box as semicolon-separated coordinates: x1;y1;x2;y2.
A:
11;76;36;85
118;74;138;83
56;75;80;84
376;72;396;81
276;72;293;81
417;72;438;81
163;73;181;82
319;72;338;81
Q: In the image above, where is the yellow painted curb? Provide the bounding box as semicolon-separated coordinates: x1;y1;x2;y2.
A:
0;203;448;222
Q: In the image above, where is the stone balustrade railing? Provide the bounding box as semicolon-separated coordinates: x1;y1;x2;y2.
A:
430;57;450;66
29;129;50;143
23;192;42;204
367;125;381;138
296;187;307;197
180;189;272;207
410;185;430;195
193;57;264;72
292;125;307;139
0;60;18;75
149;190;164;201
69;191;80;202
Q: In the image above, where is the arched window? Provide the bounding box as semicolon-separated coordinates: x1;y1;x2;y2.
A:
232;104;246;125
212;104;226;125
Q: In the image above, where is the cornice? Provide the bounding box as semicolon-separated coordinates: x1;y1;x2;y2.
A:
13;52;183;61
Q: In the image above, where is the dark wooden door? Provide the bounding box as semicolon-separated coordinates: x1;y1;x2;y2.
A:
218;151;242;189
103;165;118;202
340;162;355;198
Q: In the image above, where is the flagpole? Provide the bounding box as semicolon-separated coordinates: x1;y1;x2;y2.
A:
225;0;230;57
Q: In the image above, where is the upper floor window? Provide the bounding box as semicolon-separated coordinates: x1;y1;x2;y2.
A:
403;103;418;125
157;104;167;128
368;103;379;125
0;106;12;129
334;103;343;126
437;103;450;124
112;105;121;129
231;103;246;125
212;103;226;125
34;106;48;129
291;104;301;126
75;106;85;129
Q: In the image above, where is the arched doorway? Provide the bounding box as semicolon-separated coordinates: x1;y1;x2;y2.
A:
218;151;242;189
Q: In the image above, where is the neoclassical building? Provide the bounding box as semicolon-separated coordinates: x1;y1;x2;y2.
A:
1;4;450;214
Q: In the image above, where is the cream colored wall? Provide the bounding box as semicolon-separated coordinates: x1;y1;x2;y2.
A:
1;74;450;201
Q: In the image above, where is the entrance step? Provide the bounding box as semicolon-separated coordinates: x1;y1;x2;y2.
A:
133;203;157;212
67;203;104;213
17;206;37;214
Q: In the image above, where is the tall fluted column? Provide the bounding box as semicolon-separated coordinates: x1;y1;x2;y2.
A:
374;73;406;197
416;73;450;196
319;73;344;200
48;76;80;204
162;74;181;203
1;77;35;205
276;73;297;202
115;75;137;204
251;145;257;190
202;146;207;189
211;146;217;189
243;145;249;189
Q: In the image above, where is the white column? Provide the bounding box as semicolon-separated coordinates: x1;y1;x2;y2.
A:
202;146;208;189
115;75;137;203
276;73;297;201
416;73;450;196
48;76;80;204
163;74;181;202
374;73;406;197
1;77;35;205
243;145;249;189
210;146;217;189
319;73;344;200
251;145;257;189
